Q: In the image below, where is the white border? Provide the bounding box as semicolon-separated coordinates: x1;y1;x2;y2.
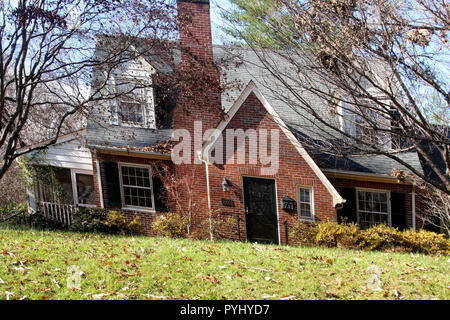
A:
355;187;391;227
118;162;156;213
71;169;97;208
297;185;315;222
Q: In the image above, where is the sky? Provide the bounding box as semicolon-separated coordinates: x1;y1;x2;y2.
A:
210;0;235;44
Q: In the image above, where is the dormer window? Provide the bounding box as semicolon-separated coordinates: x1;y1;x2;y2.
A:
120;101;144;124
339;100;391;149
111;78;155;129
116;82;146;125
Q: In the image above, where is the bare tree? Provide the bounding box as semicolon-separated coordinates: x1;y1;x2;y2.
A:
220;0;450;194
0;0;185;180
419;188;449;235
152;162;199;236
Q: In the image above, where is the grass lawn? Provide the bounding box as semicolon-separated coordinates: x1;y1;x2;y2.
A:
0;225;448;300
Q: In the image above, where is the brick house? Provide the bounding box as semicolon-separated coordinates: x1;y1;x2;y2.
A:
25;0;434;244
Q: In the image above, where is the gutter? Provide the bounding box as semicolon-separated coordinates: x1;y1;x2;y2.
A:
412;181;416;231
322;168;415;185
88;144;171;159
197;150;212;212
197;150;213;241
94;149;105;209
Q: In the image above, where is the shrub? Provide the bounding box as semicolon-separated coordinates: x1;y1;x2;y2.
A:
400;229;449;255
127;216;144;235
29;213;67;230
69;207;110;233
313;221;359;248
290;219;450;255
152;212;188;238
290;220;316;246
358;224;403;251
191;211;239;240
103;210;128;234
69;208;143;235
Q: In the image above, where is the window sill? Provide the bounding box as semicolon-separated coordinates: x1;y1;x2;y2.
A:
299;217;314;222
121;206;156;214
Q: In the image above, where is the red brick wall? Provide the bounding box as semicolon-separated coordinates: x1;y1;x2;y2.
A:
329;177;415;228
206;92;336;244
174;0;222;138
91;152;175;235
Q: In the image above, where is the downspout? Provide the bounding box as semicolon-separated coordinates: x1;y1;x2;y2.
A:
412;181;416;231
197;151;213;240
94;149;104;209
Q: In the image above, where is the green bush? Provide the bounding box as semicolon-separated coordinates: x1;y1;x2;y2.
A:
152;212;188;238
69;207;110;233
290;220;449;255
69;208;143;235
0;203;67;231
29;213;67;230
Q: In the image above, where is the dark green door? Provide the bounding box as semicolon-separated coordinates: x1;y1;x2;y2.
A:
243;177;279;244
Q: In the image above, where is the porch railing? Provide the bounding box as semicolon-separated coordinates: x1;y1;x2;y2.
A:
40;202;77;225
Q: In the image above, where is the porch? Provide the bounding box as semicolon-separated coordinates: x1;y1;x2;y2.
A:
31;166;96;225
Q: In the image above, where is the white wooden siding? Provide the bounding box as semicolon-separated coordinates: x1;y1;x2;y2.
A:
29;138;93;171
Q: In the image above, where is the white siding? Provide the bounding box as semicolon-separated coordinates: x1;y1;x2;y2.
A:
29;137;93;171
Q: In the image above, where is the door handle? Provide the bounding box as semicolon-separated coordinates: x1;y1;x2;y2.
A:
245;207;249;215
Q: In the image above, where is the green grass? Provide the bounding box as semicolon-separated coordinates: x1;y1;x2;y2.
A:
0;225;448;300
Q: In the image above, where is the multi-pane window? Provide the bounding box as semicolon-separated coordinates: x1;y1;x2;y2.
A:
297;187;313;220
116;82;146;125
339;101;391;149
357;190;389;229
120;165;154;209
119;101;144;124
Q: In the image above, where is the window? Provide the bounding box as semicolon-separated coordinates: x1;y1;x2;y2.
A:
111;78;155;128
74;173;96;206
339;101;391;149
36;167;95;207
120;101;144;124
119;165;154;210
297;187;313;220
357;190;390;229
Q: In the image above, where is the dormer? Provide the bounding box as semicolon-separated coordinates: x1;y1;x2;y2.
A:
108;54;156;129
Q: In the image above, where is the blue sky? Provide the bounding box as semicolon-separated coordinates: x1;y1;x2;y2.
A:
210;0;234;44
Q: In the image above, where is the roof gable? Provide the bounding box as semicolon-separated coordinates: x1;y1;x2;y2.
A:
202;81;344;206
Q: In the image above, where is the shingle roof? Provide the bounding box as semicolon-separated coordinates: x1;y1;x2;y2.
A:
213;45;425;177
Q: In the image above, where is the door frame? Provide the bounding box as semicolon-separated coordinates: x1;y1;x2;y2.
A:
241;175;280;244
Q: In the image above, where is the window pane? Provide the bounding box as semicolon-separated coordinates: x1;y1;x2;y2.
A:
121;166;153;209
357;190;389;229
298;187;312;219
53;168;73;204
76;174;96;205
300;203;311;217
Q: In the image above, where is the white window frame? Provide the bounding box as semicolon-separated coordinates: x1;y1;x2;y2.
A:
297;186;314;221
338;100;392;150
118;163;155;213
356;188;391;228
110;75;155;129
71;169;97;208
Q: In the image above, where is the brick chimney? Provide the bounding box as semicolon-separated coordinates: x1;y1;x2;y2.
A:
174;0;223;140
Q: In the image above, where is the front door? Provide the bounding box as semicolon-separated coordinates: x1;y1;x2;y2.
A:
243;177;278;244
